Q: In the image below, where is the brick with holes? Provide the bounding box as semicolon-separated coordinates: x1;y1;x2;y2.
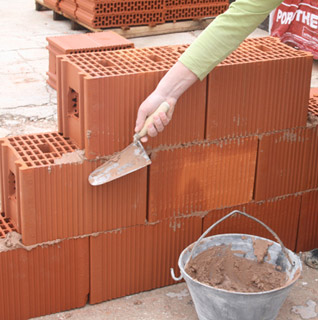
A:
0;218;89;320
206;37;312;140
165;2;229;22
46;31;134;90
57;45;206;158
0;132;147;245
254;125;318;200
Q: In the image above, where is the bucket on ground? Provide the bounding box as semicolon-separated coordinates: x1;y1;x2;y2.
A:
171;210;302;320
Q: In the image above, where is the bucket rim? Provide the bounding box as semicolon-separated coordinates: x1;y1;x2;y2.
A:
178;233;302;296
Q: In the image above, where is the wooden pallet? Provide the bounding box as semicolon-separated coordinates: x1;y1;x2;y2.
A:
35;0;214;37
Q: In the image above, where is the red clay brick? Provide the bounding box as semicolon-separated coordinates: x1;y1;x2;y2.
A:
148;136;258;222
76;8;164;28
77;0;164;14
44;0;60;10
89;216;202;304
0;235;89;320
296;190;318;252
46;31;133;90
0;132;147;245
57;46;206;158
254;125;318;200
206;37;312;140
165;3;228;22
59;0;77;18
203;195;302;252
309;87;318;117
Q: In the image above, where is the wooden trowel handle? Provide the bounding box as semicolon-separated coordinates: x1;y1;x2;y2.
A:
134;102;170;141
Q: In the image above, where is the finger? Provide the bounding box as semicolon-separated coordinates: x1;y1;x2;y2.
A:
135;108;148;132
147;123;158;137
153;115;164;132
140;136;148;143
158;112;169;126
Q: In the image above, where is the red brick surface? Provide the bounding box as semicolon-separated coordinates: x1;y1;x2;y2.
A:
254;126;318;200
165;2;228;21
89;216;202;304
296;190;318;252
57;46;206;158
148;136;258;222
47;31;134;90
0;237;89;320
59;0;77;18
206;37;312;140
309;87;318;116
203;195;302;251
0;133;147;245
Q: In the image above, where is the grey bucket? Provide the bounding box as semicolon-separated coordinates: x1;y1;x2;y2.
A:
171;210;302;320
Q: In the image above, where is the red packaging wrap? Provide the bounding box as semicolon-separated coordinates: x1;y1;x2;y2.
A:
270;0;318;58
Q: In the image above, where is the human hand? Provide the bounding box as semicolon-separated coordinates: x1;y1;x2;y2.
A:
135;92;176;143
134;61;198;143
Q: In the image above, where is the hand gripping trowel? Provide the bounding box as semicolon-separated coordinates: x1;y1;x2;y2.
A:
88;102;170;186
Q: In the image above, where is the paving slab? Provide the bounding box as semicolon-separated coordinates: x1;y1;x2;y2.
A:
33;262;318;320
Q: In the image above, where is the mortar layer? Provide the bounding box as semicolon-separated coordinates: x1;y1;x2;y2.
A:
185;244;287;293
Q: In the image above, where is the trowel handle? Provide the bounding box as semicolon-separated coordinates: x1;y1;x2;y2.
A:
134;102;170;141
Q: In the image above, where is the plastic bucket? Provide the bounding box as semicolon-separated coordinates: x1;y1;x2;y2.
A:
171;210;302;320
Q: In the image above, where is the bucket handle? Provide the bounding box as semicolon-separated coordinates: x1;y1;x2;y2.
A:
171;210;295;282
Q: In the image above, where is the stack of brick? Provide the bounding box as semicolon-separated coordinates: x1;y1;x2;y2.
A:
1;36;317;318
63;0;229;29
44;0;60;11
165;0;229;22
59;0;77;18
46;31;134;90
76;0;166;28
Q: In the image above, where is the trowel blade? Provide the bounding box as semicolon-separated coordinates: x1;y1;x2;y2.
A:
88;140;151;186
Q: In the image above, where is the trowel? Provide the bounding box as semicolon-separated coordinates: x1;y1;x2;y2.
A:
88;102;170;186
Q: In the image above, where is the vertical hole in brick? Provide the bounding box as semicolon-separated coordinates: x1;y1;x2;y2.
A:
97;59;115;67
38;143;54;154
68;88;79;118
255;45;271;52
147;54;163;63
8;171;16;199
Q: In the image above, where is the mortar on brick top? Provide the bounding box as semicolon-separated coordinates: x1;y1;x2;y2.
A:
0;132;147;245
206;37;313;140
46;31;134;90
57;44;206;159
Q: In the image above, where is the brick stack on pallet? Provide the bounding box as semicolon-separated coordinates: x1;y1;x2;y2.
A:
55;0;229;29
44;0;60;11
46;31;134;90
1;36;318;318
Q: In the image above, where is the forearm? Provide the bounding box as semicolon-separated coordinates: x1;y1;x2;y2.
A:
154;61;198;105
180;0;283;80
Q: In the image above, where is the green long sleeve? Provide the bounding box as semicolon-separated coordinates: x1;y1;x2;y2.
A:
179;0;283;80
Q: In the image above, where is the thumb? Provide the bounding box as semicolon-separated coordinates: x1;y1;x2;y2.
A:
135;107;148;133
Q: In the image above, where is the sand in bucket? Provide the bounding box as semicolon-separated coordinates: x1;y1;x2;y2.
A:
171;211;302;320
185;240;288;293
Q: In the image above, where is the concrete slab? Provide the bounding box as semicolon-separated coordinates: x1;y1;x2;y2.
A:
33;262;318;320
